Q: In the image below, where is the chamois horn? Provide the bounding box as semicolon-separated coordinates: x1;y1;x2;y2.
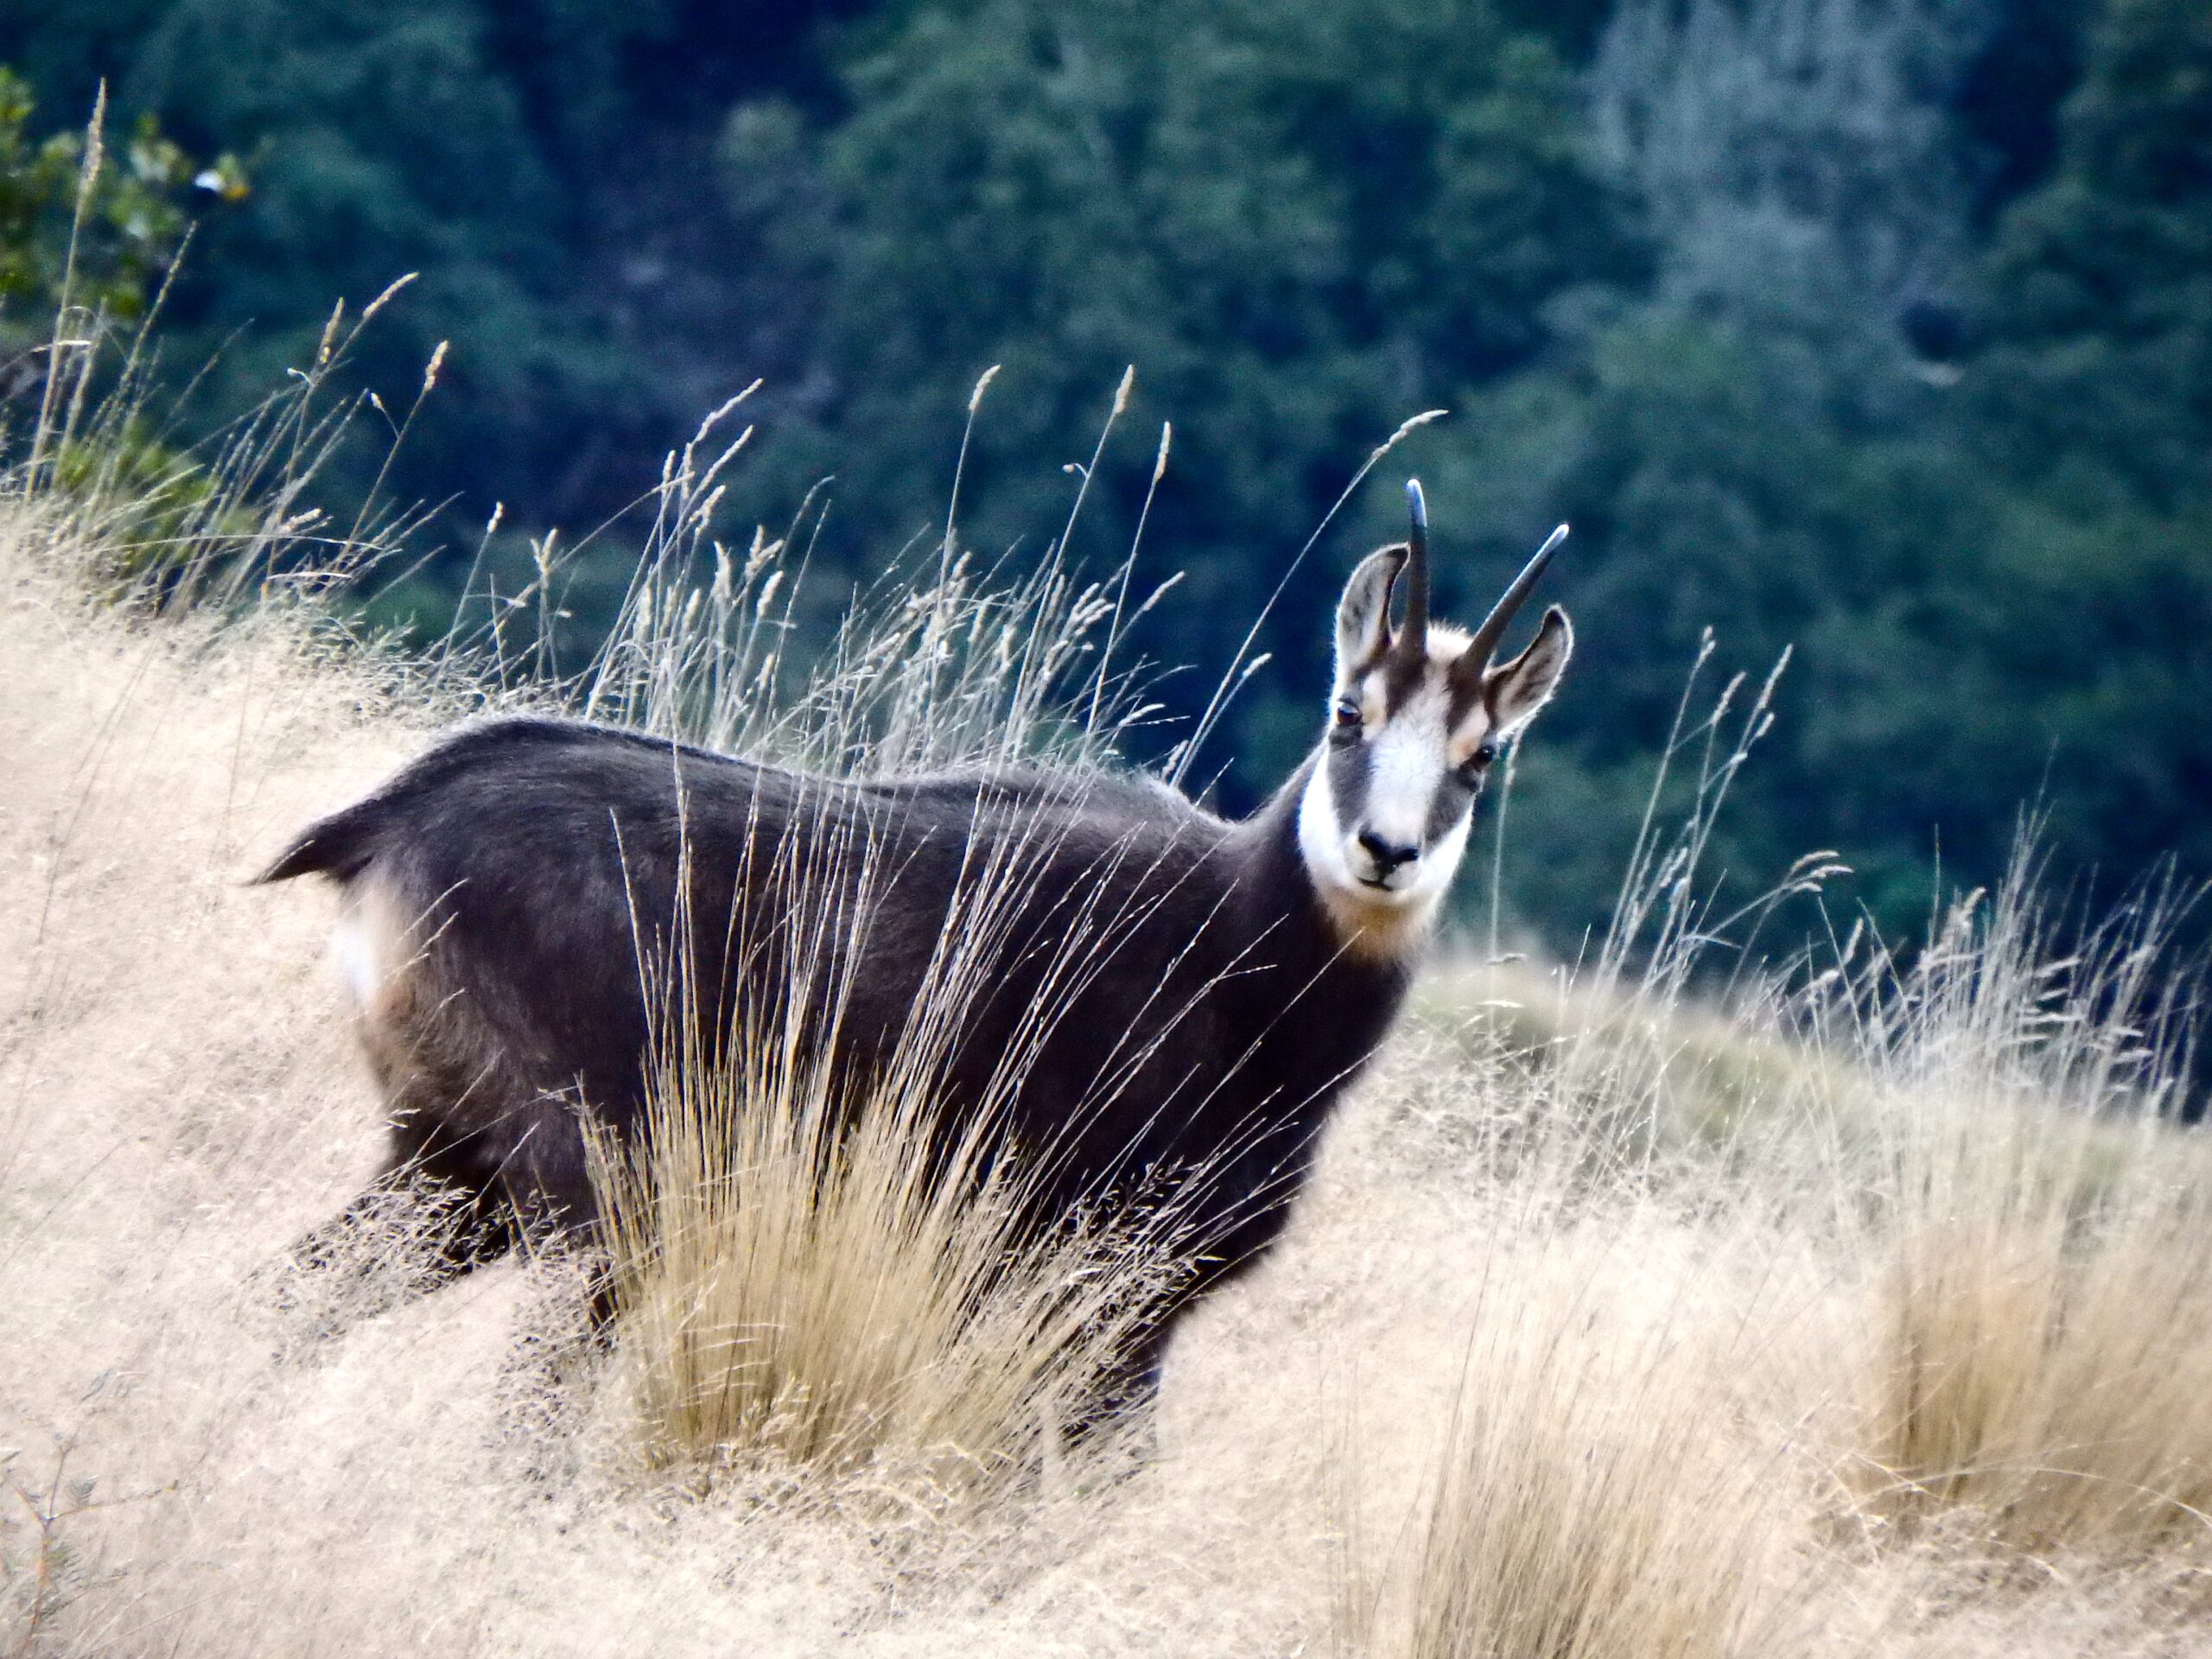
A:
1465;522;1570;666
1395;478;1432;663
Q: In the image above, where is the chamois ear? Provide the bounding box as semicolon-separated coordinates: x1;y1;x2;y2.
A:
1335;545;1405;683
1485;606;1573;740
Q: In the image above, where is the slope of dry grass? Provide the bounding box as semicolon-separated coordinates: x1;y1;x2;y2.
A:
6;499;2212;1658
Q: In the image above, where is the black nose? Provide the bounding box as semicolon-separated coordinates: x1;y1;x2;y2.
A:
1357;831;1418;873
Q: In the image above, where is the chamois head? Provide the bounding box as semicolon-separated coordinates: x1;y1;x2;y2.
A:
1297;481;1572;951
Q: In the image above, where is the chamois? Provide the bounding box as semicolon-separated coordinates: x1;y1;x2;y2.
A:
259;482;1572;1415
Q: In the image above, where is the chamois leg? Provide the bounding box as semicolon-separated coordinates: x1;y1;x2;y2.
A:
487;1211;612;1485
1066;1317;1177;1461
271;1131;522;1345
291;1161;518;1285
1063;1171;1308;1457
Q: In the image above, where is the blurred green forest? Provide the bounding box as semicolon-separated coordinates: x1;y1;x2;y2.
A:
4;0;2209;952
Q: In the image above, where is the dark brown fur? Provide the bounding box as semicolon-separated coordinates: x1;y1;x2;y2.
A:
262;716;1410;1414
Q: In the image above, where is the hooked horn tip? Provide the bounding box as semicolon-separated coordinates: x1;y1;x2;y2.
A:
1395;480;1432;657
1465;522;1572;664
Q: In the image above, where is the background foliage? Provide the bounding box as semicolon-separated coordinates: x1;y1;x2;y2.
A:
3;0;2207;950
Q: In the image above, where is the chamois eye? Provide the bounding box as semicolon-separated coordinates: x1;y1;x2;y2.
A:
1332;698;1363;733
1459;740;1498;782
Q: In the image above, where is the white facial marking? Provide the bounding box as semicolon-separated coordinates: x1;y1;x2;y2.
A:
1362;679;1450;854
1311;556;1572;957
1410;810;1471;900
1299;664;1480;935
1298;760;1356;893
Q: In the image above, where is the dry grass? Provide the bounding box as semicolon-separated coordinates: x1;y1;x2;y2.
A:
1335;1223;1796;1659
6;512;2212;1654
1861;1194;2212;1556
7;324;2212;1652
1325;660;2212;1653
591;866;1186;1489
1824;884;2212;1560
556;386;1206;1491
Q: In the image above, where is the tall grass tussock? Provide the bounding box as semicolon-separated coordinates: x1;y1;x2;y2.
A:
531;383;1205;1490
588;760;1197;1487
591;952;1185;1487
5;199;2212;1651
1831;875;2212;1559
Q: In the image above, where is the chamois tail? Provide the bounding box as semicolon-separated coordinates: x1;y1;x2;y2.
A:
254;798;388;885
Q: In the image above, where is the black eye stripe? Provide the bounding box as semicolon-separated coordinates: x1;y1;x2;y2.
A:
1446;670;1490;728
1425;774;1473;843
1319;686;1494;848
1325;736;1370;823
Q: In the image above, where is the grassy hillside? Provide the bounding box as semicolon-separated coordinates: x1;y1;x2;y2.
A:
4;501;2211;1657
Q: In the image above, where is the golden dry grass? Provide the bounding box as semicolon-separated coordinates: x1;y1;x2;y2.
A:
7;496;2212;1658
1834;967;2212;1559
591;918;1185;1487
1859;1194;2212;1554
1333;1221;1796;1659
572;396;1211;1490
